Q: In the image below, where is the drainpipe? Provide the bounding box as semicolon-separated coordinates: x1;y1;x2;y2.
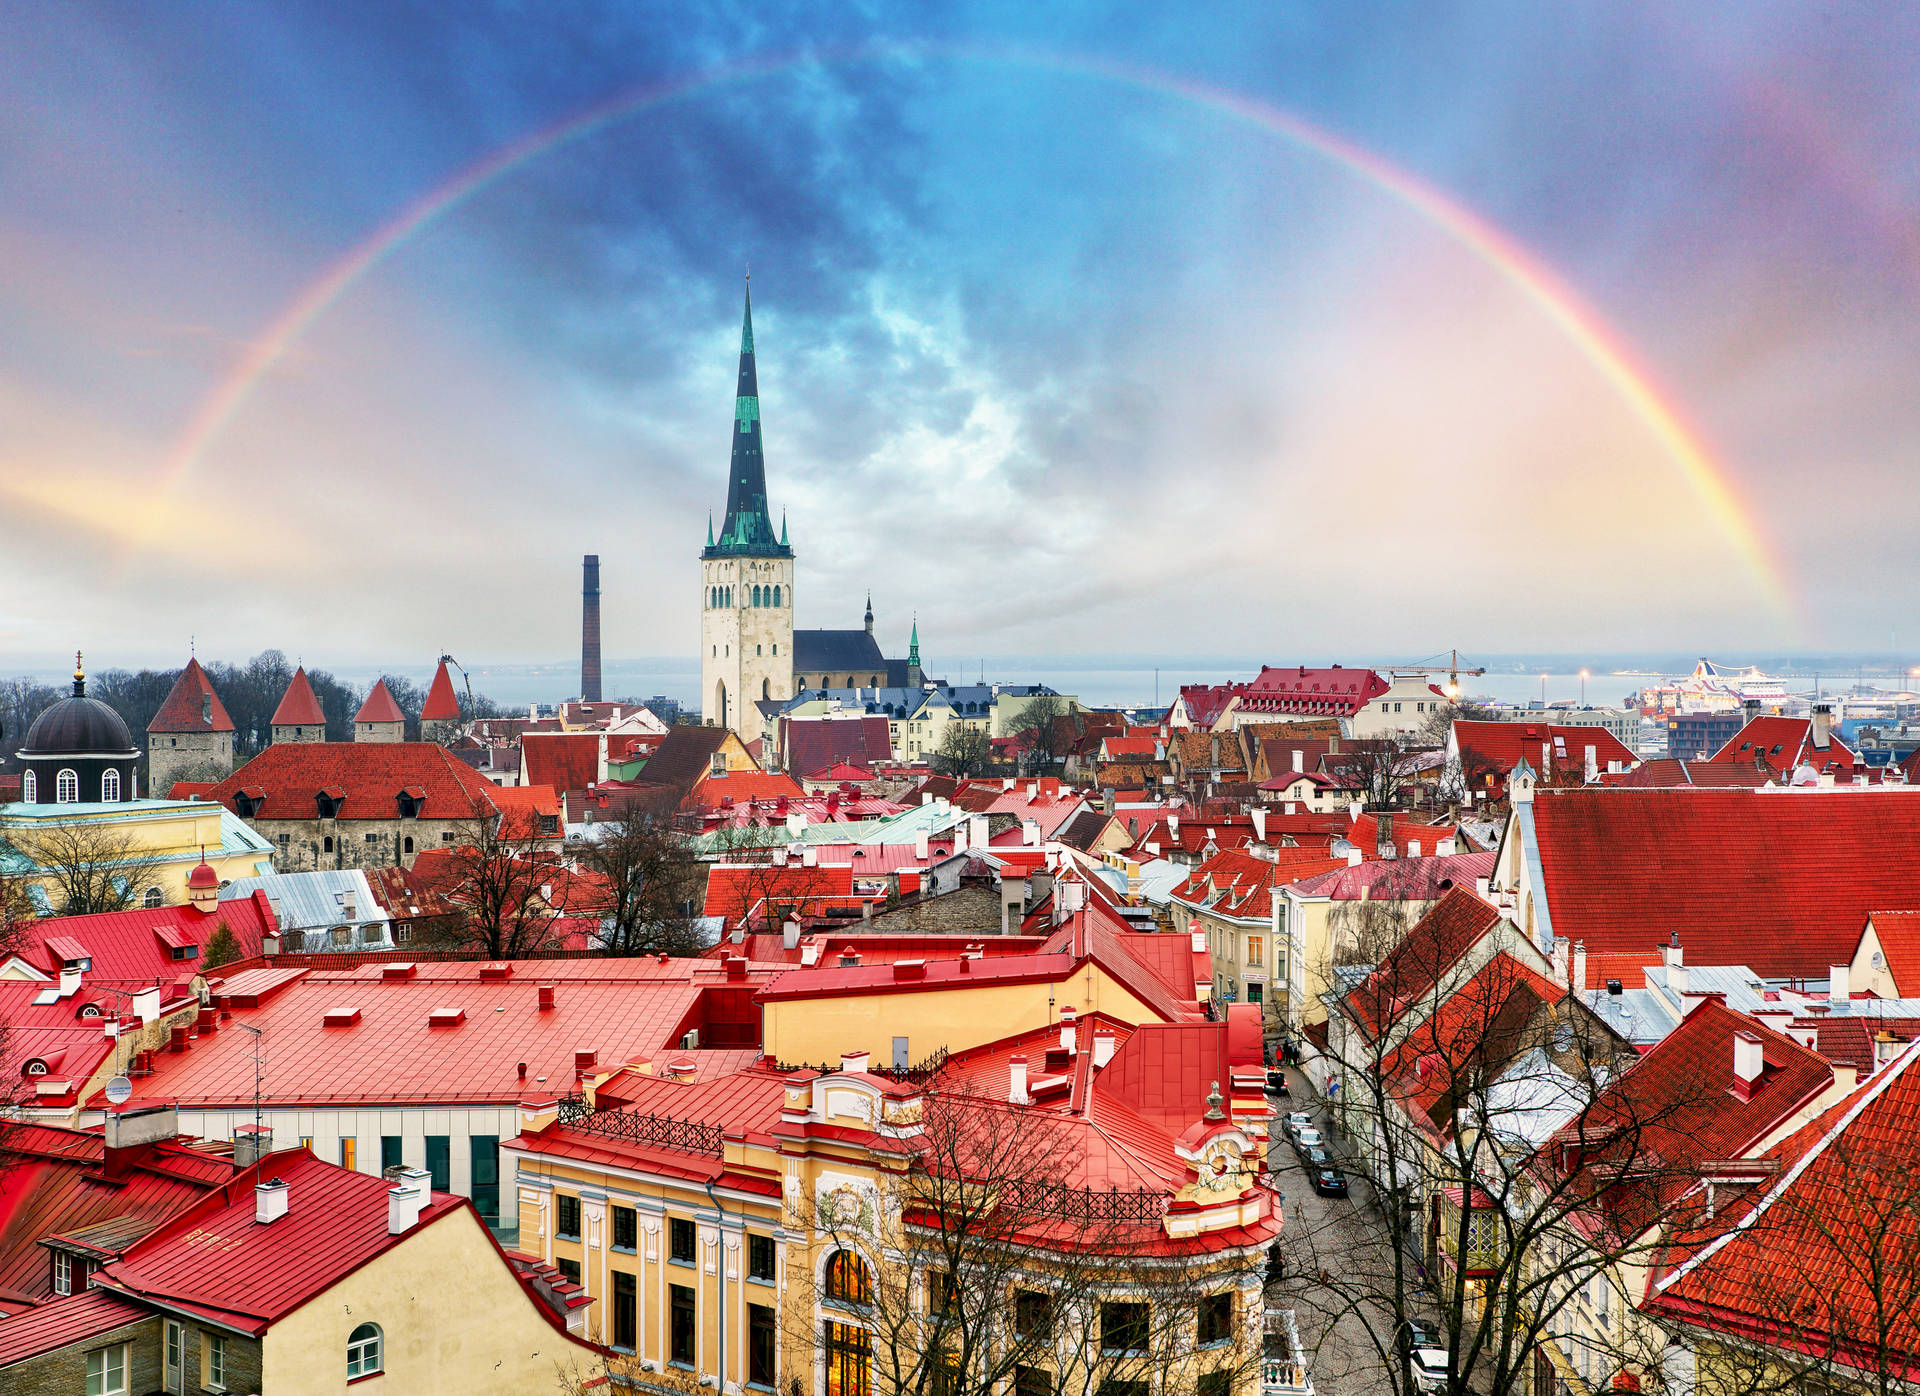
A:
704;1180;728;1395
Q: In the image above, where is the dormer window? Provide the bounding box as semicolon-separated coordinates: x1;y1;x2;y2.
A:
316;793;341;819
170;944;198;962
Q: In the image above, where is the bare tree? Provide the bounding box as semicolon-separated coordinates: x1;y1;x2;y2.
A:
785;1082;1270;1396
576;807;706;957
936;722;994;779
415;796;568;958
3;815;164;915
1010;694;1068;776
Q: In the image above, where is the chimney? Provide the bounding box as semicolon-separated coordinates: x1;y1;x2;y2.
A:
1830;964;1851;1002
1060;1006;1078;1055
538;984;556;1011
387;1168;432;1234
1733;1030;1764;1085
1376;811;1395;859
1092;1030;1117;1067
1667;963;1690;996
1572;941;1588;991
1250;806;1267;844
1664;931;1684;968
132;986;162;1026
232;1124;269;1168
1022;818;1041;847
840;1049;870;1075
969;814;990;849
1292;747;1304;774
1346;847;1362;867
783;916;802;951
1584;745;1597;782
103;1103;179;1176
255;1177;291;1225
914;830;930;860
1743;698;1761;723
1008;1054;1030;1105
58;966;82;997
581;554;603;703
802;844;819;867
1812;703;1833;751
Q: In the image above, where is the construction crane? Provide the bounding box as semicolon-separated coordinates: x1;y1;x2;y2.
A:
1390;649;1486;701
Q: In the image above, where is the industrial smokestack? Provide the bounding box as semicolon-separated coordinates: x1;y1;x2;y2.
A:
581;554;603;702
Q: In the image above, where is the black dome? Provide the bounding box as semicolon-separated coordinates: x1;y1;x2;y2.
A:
20;695;138;758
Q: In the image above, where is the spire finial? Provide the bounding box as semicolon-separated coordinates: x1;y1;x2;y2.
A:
73;651;85;697
1204;1079;1225;1120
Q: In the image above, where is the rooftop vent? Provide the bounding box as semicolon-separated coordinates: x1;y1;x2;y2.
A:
479;962;513;980
538;985;555;1011
892;959;926;980
427;1007;466;1028
323;1007;362;1027
382;963;418;982
256;1177;290;1225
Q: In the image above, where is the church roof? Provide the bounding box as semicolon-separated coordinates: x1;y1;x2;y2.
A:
704;280;790;559
270;666;326;727
149;658;236;734
792;629;887;673
421;660;461;722
354;679;405;725
19;663;137;760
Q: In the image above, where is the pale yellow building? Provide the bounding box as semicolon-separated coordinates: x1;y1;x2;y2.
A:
0;796;274;914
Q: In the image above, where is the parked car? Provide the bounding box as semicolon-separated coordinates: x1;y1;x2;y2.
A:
1310;1167;1348;1197
1397;1320;1437;1356
1293;1127;1325;1155
1265;1070;1291;1098
1298;1145;1334;1171
1282;1113;1313;1141
1409;1347;1450;1392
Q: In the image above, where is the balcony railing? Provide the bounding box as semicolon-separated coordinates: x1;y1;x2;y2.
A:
1262;1308;1315;1396
556;1098;723;1156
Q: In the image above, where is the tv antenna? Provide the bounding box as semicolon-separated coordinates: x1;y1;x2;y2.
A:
237;1023;265;1156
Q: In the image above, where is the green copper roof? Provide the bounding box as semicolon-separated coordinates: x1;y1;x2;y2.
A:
704;279;790;559
908;617;920;666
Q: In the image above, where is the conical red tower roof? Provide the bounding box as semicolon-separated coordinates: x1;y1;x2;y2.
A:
271;666;326;727
421;660;461;722
148;658;235;734
354;678;406;724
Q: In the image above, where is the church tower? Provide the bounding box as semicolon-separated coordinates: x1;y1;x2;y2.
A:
700;277;794;737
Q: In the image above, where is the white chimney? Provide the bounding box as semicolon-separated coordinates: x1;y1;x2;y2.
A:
1438;836;1457;856
132;986;162;1026
1250;807;1267;843
1022;818;1041;847
1667;963;1690;995
1584;745;1597;782
969;815;990;849
256;1177;290;1225
1092;1031;1117;1068
1292;748;1304;774
786;812;805;836
1008;1054;1030;1105
58;966;82;997
1346;847;1362;867
1060;1007;1078;1055
914;830;930;860
1572;941;1588;991
1831;964;1851;1002
1168;814;1180;839
387;1168;431;1234
802;845;818;867
1733;1030;1764;1084
840;1049;870;1074
783;916;802;951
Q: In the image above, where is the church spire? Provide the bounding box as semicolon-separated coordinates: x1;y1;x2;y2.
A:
909;617;920;666
704;273;789;558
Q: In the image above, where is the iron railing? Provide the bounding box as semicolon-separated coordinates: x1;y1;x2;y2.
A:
773;1044;951;1085
558;1100;723;1156
994;1179;1168;1224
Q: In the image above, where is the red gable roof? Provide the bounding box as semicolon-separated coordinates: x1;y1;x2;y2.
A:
1170;849;1347;918
1708;715;1858;776
522;733;600;797
1529;788;1920;978
785;715;893;781
269;666;325;728
1241;665;1390;717
1454;720;1638;775
0;1288;150;1366
147;659;235;735
703;862;857;924
354;679;406;725
421;659;461;721
202;743;503;822
15;891;280;985
1347;886;1505;1035
1869;911;1920;997
1614;758;1776;789
689;770;805;810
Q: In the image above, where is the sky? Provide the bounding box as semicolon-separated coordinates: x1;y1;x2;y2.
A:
3;2;1919;680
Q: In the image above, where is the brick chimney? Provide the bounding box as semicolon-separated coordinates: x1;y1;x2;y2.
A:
580;554;603;703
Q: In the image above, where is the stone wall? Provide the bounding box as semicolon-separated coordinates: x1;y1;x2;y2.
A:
148;729;234;797
251;817;466;871
860;883;1006;935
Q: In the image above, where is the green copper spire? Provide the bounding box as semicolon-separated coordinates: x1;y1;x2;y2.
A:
908;616;920;666
704;273;790;558
707;512;714;547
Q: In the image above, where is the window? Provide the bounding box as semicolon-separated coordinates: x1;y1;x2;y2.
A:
1246;934;1264;965
928;1267;957;1315
825;1249;871;1304
363;832;378;843
709;754;728;778
381;1136;403;1172
1014;1289;1053;1338
206;1332;228;1389
323;836;335;853
403;836;413;854
346;1322;382;1378
772;586;781;606
21;770;34;803
470;1135;500;1225
557;1257;581;1286
747;1232;775;1281
100;769;120;802
1101;1300;1149;1353
52;1249;72;1295
1199;1375;1232;1396
613;1270;637;1350
612;1205;637;1252
165;1322;183;1385
424;1135;450;1192
1015;1368;1053;1396
86;1345;127;1396
556;1193;582;1241
341;1137;357;1171
749;1302;777;1387
1198;1291;1233;1346
670;1216;697;1263
823;1320;869;1396
671;1283;697;1365
55;768;78;803
931;1349;962;1396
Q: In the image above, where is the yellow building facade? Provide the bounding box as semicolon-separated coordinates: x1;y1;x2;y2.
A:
0;797;274;914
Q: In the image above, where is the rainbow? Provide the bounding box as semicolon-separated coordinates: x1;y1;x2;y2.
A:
147;41;1792;614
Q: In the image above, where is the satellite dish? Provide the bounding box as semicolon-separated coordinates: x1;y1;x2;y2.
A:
104;1076;133;1105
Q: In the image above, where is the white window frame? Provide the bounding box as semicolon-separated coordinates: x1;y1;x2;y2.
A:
52;1248;72;1295
21;770;35;802
86;1343;129;1396
101;769;120;802
347;1322;384;1378
205;1331;227;1390
56;767;79;803
143;887;164;909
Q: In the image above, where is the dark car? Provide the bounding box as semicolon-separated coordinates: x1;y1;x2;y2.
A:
1299;1145;1334;1171
1265;1070;1291;1098
1310;1167;1349;1197
1397;1319;1437;1356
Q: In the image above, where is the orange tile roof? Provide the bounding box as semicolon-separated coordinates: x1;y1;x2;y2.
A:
269;666;326;727
353;679;406;725
148;658;236;734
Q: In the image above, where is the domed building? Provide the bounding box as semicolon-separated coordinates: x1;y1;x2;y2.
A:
14;655;141;805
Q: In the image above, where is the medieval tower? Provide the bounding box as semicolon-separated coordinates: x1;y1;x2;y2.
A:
700;278;794;737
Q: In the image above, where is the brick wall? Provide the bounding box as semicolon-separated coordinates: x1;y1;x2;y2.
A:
861;884;1005;935
2;1316;159;1396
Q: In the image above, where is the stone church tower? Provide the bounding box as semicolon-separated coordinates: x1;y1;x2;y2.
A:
147;657;236;795
700;278;794;737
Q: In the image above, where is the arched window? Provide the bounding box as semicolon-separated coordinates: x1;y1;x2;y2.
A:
143;887;164;909
323;836;335;853
55;769;78;803
403;836;414;855
824;1249;871;1305
21;771;35;803
772;585;781;607
101;769;120;802
346;1323;383;1379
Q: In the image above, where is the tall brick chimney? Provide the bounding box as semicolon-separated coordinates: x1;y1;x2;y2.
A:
580;554;602;703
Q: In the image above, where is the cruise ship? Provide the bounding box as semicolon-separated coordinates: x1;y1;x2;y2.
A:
1640;659;1794;713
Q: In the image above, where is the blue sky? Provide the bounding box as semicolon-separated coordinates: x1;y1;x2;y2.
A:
3;3;1918;674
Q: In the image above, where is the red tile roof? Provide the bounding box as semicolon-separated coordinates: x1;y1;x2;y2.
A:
269;666;326;728
522;732;600;796
1290;851;1497;902
1346;886;1504;1035
0;1288;150;1366
703;862;858;924
354;679;406;725
690;770;805;809
202;742;504;822
421;660;462;722
1170;849;1348;919
1454;720;1638;776
1529;789;1920;978
1869;911;1920;997
13;892;280;985
93;1149;463;1334
1614;758;1777;789
1708;715;1859;775
147;659;235;735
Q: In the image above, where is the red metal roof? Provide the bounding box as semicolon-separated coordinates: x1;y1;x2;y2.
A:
1453;720;1638;776
16;892;279;985
784;715;893;781
353;679;406;725
421;660;462;722
1708;715;1859;775
269;666;326;728
1529;788;1920;978
147;659;235;735
0;1288;150;1366
202;743;504;822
